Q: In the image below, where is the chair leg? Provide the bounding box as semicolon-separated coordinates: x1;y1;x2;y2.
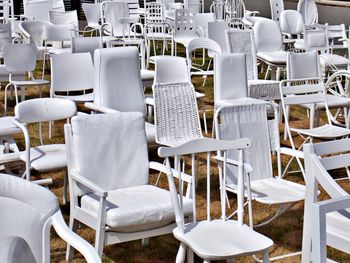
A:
4;83;11;116
176;242;187;263
14;85;19;106
66;218;79;261
186;248;194;263
202;99;207;134
63;171;68;205
262;250;270;263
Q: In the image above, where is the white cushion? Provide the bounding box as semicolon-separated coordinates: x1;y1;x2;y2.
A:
19;144;66;171
320;53;349;67
257;51;287;65
81;185;193;232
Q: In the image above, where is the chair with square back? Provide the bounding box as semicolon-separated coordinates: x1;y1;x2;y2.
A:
3;43;50;115
302;139;350;262
0;173;101;263
64;112;193;258
85;47;157;147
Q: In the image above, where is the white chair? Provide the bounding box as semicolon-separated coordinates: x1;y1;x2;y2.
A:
253;18;287;80
269;0;284;22
193;12;215;38
225;28;281;101
327;23;348;53
64;112;193;258
0;0;15;33
82;3;102;34
158;136;273;262
50;52;94;102
208;21;229;53
13;98;77;187
297;0;318;26
280;52;350;177
302;139;350;262
279;10;304;40
49;10;79;29
214;103;305;260
22;0;51;21
3;43;50;115
0;173;101;263
85;47;156;147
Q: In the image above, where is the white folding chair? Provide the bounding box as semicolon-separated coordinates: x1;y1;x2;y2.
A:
3;43;50;115
0;173;101;263
302;139;350;262
64;112;193;258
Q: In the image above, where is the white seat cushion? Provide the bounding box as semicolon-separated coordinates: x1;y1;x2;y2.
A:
257;51;287;65
320;53;349;67
81;185;193;232
19;144;66;171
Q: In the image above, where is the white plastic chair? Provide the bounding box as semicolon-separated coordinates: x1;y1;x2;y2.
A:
225;28;281;101
297;0;318;26
64;112;193;258
50;52;94;102
214;102;305;260
279;10;304;40
22;0;51;21
269;0;284;22
13;98;77;187
3;43;50;115
302;139;350;262
0;173;101;263
82;3;102;34
85;47;157;147
158;137;273;262
253;18;287;80
49;10;79;29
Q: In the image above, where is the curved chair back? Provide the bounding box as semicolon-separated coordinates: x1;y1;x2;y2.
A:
3;43;37;73
93;47;145;115
70;31;103;59
101;1;130;37
15;98;77;123
253;19;283;52
297;0;318;26
186;37;222;65
154;56;190;84
51;53;94;93
280;10;304;36
82;3;101;27
19;20;50;47
49;10;79;29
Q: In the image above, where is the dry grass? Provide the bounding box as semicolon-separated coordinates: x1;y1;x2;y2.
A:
3;53;350;262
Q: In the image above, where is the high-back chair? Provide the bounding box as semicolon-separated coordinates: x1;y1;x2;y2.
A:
253;18;287;80
50;52;94;102
225;28;281;101
158;136;273;262
3;43;50;115
85;47;156;147
214;102;305;260
13;98;77;187
0;173;101;263
302;139;350;262
64;112;193;258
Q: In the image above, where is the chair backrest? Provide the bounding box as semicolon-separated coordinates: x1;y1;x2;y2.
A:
0;0;14;31
186;37;222;66
225;28;258;80
303;24;329;53
51;53;94;93
269;0;284;22
0;173;58;263
19;20;50;48
175;9;197;38
0;23;12;55
297;0;318;26
3;43;37;73
70;31;103;59
214;53;248;103
82;3;101;27
327;24;347;49
49;10;79;29
208;21;229;54
23;0;51;21
286;50;322;79
193;12;215;38
154;56;191;84
15;98;77;123
153;81;203;146
145;2;164;24
66;112;149;196
280;10;304;36
43;24;73;42
101;1;130;37
253;18;283;52
93;47;145;115
215;102;280;183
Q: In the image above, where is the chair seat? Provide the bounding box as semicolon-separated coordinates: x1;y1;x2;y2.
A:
0;117;21;136
19;144;66;171
326;211;350;252
320;53;349;68
11;79;49;86
81;184;193;232
54;92;94;102
291;124;350;139
173;219;273;260
257;51;287;65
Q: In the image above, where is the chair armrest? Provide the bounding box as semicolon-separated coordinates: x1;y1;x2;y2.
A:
213;155;253;173
313;195;350;218
281;147;304;159
149;161;192;183
70;170;108;198
339;38;348;43
84;102;119;114
52;211;101;263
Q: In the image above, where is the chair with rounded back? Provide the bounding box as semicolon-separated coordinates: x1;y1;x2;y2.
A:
297;0;318;26
0;173;101;263
279;10;304;40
